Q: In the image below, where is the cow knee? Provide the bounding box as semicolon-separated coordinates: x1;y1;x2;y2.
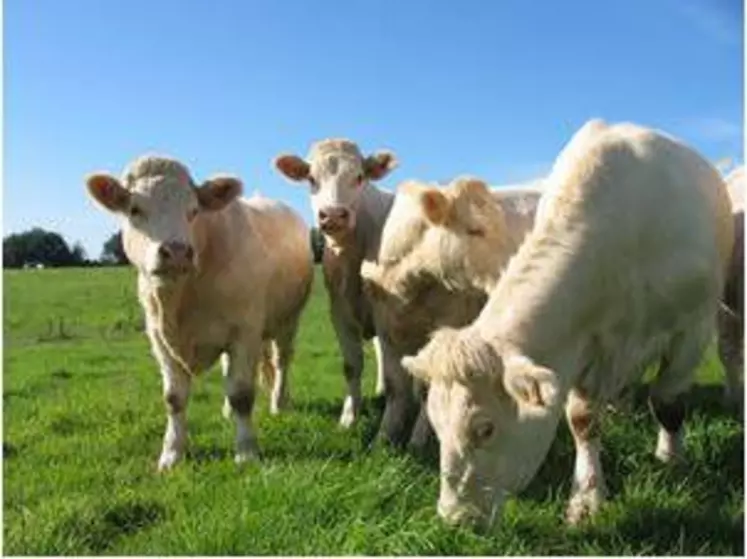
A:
229;389;255;416
649;396;685;434
164;391;186;415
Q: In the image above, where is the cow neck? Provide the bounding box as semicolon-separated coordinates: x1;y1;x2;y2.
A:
355;182;395;261
145;275;194;376
477;223;594;388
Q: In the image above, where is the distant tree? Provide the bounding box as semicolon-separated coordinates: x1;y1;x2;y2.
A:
71;242;87;264
100;231;129;265
310;227;325;263
2;228;83;268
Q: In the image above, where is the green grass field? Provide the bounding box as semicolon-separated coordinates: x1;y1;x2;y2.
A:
3;266;744;555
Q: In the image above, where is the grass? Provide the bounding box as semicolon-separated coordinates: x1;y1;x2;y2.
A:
3;266;744;555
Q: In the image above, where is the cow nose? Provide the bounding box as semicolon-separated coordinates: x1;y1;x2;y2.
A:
158;242;194;264
318;207;350;225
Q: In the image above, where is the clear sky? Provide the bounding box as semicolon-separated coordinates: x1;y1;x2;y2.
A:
5;0;744;258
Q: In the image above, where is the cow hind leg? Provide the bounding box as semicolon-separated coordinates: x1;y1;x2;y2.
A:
269;324;300;415
159;368;192;471
648;329;706;463
564;388;607;525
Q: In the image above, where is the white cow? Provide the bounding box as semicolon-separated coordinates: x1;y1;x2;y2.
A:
402;120;734;528
361;178;541;449
86;155;313;470
275;139;418;446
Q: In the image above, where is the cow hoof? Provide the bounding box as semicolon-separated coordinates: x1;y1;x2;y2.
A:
235;450;259;465
270;398;292;416
157;450;182;472
654;431;684;464
565;493;601;526
339;411;356;428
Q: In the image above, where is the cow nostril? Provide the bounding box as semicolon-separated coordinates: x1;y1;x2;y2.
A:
185;246;194;260
318;210;328;221
158;245;171;260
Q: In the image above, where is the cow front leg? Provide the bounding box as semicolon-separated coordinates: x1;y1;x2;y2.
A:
158;366;192;472
372;336;387;397
565;389;607;525
224;339;261;464
377;338;418;448
331;314;364;428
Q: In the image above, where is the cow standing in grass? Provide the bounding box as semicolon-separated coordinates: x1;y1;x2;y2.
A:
361;178;541;449
275;140;411;443
401;120;734;529
719;164;744;411
86;155;313;470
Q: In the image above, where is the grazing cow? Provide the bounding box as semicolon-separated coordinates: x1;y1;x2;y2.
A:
274;139;401;435
361;178;541;448
86;155;313;470
719;165;744;409
401;120;734;529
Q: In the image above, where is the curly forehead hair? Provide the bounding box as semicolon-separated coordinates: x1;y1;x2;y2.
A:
307;139;364;162
122;155;193;188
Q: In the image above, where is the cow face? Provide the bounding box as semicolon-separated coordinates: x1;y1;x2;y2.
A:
86;156;241;281
401;326;562;530
275;139;397;242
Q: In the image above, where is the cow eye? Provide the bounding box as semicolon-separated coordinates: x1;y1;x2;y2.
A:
186;208;198;222
467;227;485;237
308;176;319;192
356;173;364;186
473;421;495;443
129;205;144;218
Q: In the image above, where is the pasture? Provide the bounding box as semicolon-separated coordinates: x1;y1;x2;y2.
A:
3;266;744;555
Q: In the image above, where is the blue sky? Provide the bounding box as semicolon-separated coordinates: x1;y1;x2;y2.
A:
5;0;744;258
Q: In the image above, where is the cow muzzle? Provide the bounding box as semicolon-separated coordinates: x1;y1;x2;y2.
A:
318;206;354;236
153;241;195;276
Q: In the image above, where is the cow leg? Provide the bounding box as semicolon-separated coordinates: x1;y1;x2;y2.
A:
717;306;744;414
331;313;364;428
564;388;607;525
372;336;387;397
648;330;704;463
408;380;437;455
377;337;418;448
224;338;261;463
269;323;300;415
158;365;192;471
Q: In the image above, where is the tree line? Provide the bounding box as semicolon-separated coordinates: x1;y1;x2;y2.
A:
3;227;327;268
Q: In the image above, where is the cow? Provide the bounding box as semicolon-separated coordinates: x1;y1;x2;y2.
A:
274;139;405;439
400;119;734;529
85;155;313;470
719;164;744;410
361;177;541;449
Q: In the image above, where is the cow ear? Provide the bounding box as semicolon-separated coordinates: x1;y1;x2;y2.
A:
502;355;559;411
364;150;398;180
420;188;451;226
275;154;310;182
197;176;242;211
86;173;131;213
401;354;432;383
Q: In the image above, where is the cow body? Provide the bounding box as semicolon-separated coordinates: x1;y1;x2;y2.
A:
87;155;313;469
402;120;733;528
361;178;541;449
276;139;409;439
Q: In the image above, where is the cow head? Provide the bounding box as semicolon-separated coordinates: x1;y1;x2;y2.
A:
86;155;241;282
274;139;397;242
401;325;563;530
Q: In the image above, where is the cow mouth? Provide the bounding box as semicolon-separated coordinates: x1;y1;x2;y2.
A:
149;264;194;279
